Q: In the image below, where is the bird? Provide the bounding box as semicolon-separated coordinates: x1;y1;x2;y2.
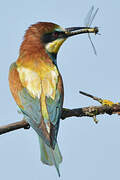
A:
8;22;98;177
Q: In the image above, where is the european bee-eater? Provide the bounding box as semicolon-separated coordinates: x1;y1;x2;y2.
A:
8;22;98;176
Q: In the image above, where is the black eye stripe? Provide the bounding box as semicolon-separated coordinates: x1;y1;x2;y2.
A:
52;31;59;38
53;31;65;38
53;31;65;36
41;31;65;44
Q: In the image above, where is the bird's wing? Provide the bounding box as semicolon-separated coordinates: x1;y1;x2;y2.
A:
9;61;64;148
9;62;24;109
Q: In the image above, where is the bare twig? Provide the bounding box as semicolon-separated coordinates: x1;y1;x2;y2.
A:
0;119;30;135
79;91;102;103
1;92;120;135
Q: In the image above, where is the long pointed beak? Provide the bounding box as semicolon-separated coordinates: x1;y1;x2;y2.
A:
65;26;99;37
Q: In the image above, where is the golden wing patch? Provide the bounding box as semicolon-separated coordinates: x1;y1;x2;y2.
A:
17;67;42;98
17;66;58;100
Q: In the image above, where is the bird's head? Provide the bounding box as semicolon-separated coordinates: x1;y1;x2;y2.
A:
20;22;98;59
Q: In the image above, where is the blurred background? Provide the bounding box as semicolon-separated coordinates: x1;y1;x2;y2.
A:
1;0;120;179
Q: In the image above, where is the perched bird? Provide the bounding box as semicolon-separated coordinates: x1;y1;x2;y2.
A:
8;22;98;176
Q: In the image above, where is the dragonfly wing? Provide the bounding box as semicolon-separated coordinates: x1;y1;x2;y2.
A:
84;5;94;26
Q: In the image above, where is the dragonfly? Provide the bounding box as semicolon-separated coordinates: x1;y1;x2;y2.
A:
84;6;99;55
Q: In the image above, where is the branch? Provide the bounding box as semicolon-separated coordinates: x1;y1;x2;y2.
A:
1;91;120;135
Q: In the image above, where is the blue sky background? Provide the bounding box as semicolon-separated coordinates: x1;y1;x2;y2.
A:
1;0;120;179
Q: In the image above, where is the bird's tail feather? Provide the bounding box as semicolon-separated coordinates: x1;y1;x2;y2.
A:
38;136;62;177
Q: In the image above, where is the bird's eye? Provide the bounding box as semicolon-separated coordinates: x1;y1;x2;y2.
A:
52;31;59;38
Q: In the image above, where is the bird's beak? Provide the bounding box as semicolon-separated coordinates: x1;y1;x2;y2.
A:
65;26;98;38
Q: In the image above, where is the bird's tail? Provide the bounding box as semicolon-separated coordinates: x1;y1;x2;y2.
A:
38;136;62;177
